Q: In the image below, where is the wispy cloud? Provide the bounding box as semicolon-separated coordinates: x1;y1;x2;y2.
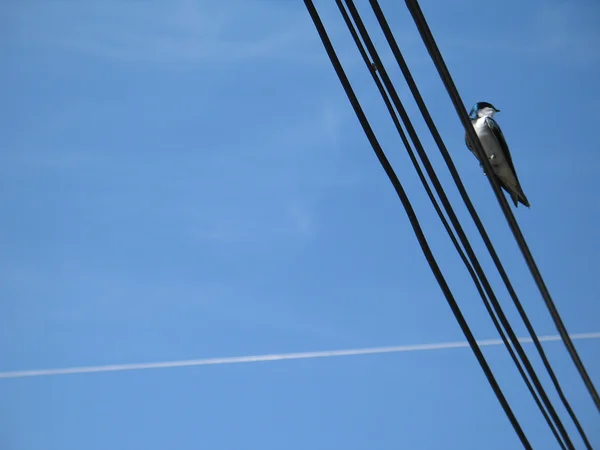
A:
1;0;365;249
529;2;600;63
178;98;361;245
1;84;358;246
286;202;315;238
2;331;598;379
438;2;600;65
6;0;320;64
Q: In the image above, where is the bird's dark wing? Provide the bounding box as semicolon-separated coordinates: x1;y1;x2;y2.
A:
485;117;530;207
484;117;520;183
465;132;473;152
464;130;480;162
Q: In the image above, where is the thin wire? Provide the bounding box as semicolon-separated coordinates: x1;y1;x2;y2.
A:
302;1;532;448
336;0;564;445
368;0;594;447
404;0;600;416
339;1;577;448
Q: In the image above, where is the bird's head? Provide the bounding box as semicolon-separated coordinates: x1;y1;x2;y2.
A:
469;102;500;119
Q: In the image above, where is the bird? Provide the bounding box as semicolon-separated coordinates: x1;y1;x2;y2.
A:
465;101;530;208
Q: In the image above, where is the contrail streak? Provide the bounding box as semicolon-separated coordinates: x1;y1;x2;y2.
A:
2;332;599;380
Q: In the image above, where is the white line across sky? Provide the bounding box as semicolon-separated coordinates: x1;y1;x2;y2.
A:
1;332;599;379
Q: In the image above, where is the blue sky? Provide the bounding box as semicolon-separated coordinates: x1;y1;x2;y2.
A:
1;0;599;448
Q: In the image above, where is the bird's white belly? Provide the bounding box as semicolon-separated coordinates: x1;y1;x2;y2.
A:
473;119;506;168
471;118;520;191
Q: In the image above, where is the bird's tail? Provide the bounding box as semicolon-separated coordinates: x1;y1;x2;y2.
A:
511;190;530;208
499;180;530;208
492;173;531;208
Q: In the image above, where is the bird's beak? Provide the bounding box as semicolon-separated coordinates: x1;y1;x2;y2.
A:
495;109;501;112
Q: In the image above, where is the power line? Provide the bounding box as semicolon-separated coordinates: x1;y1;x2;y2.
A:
403;0;600;416
337;1;581;448
336;0;567;443
303;1;532;448
366;0;594;447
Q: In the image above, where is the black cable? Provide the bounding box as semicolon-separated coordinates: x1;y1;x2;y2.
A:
302;1;533;448
334;2;568;447
404;0;600;416
340;1;577;448
368;1;594;447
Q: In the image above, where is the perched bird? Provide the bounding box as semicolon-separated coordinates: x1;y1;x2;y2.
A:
465;102;530;208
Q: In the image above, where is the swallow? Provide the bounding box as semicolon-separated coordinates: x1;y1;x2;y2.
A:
465;102;530;207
